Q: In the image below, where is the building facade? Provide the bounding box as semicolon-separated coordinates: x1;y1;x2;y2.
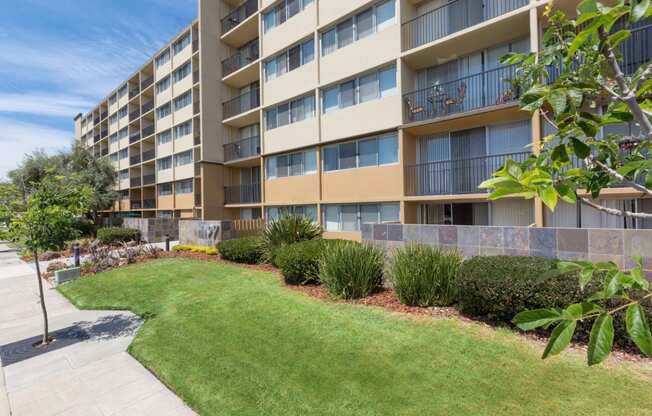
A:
75;0;652;238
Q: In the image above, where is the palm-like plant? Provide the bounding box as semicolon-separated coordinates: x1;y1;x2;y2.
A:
259;214;322;264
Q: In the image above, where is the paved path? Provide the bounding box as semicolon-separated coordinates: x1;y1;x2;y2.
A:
0;243;196;416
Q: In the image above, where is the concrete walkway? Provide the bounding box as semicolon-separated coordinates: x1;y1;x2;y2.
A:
0;243;196;416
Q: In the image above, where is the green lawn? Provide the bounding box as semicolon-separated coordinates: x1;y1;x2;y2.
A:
59;258;652;416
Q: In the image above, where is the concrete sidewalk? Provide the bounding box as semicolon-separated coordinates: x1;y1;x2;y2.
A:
0;243;196;416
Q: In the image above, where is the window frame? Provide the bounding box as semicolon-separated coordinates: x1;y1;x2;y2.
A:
321;132;399;172
264;94;315;131
265;148;317;179
263;0;314;33
322;202;400;232
264;37;315;82
320;64;396;114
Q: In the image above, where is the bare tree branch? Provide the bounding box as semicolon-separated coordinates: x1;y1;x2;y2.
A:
579;196;652;219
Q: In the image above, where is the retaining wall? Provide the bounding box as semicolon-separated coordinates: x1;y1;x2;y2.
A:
122;218;179;243
178;220;234;247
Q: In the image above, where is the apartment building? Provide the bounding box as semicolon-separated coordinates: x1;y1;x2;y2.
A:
75;0;652;237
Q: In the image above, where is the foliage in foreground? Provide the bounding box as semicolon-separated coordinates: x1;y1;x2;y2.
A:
97;227;138;245
389;244;462;307
259;214;322;265
274;239;339;284
217;237;263;264
319;241;384;299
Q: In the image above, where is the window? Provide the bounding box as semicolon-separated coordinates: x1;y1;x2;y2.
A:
174;150;193;166
265;94;315;130
266;149;317;179
118;84;128;98
109;114;118;125
157;157;172;171
109;134;118;145
173;32;191;55
156;102;171;119
158;183;173;196
263;0;313;33
155;49;170;68
320;0;395;56
118;127;128;139
119;190;129;200
266;205;317;222
157;129;172;145
156;76;171;94
119;148;128;159
109;95;117;105
118;106;128;119
110;152;118;162
322;203;399;232
173;61;191;83
173;90;192;111
322;132;398;171
175;179;193;194
174;120;192;139
118;169;129;180
321;64;396;113
264;38;314;81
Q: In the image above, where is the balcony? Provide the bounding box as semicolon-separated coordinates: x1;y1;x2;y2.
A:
224;183;261;205
101;149;109;157
223;88;260;120
141;100;154;114
130;177;142;187
94;134;101;143
221;0;257;35
143;174;156;186
194;101;201;115
193;39;199;53
222;39;259;78
129;132;141;144
403;64;518;124
142;149;155;162
224;135;260;162
101;129;108;138
130;155;141;166
129;88;140;99
402;0;528;51
141;75;154;90
131;201;142;209
405;152;530;196
94;117;100;125
193;70;200;84
101;111;108;120
142;125;155;138
129;109;140;122
143;199;156;209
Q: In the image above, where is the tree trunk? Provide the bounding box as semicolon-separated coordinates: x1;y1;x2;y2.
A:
33;249;49;345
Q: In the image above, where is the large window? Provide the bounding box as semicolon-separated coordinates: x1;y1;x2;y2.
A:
173;32;191;55
156;102;171;119
173;90;192;111
321;64;396;113
109;134;118;145
323;203;399;232
266;205;317;222
174;150;193;167
173;61;192;83
118;169;129;180
263;0;314;33
109;114;118;125
156;76;171;94
264;38;314;81
157;157;172;171
155;49;170;68
265;149;317;179
118;84;128;98
119;148;128;159
110;152;118;162
174;120;193;139
265;94;315;130
321;0;395;56
118;106;128;119
157;129;172;145
158;183;173;196
118;127;128;139
109;94;117;105
175;179;193;194
322;132;398;172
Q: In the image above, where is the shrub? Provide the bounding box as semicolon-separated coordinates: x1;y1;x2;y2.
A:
319;241;384;299
275;239;339;285
97;227;138;244
389;244;463;307
260;215;322;265
173;245;217;255
73;218;97;237
217;237;262;264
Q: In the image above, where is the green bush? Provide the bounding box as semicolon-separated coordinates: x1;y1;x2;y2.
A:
260;215;322;265
455;255;652;351
73;218;97;238
319;241;384;299
96;227;138;244
389;244;463;307
217;237;262;264
173;245;217;255
275;239;339;285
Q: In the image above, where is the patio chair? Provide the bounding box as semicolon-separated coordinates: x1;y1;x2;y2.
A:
404;98;424;118
444;82;467;107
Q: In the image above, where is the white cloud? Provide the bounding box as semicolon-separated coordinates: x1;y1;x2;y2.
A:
0;93;94;118
0;116;72;179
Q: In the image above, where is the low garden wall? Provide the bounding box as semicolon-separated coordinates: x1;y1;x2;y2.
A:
178;220;234;247
122;218;179;243
361;224;652;272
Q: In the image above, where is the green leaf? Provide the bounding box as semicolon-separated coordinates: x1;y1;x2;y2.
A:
579;268;595;290
539;186;559;210
513;309;563;331
564;302;602;320
549;89;567;115
542;320;577;359
567;88;584;108
626;303;652;356
570;138;591;159
551;144;570;164
607;30;631;48
578;0;598;15
631;0;651;22
646;170;652;189
605;271;624;297
587;314;614;366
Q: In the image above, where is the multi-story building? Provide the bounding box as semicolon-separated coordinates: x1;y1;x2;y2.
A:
75;0;652;237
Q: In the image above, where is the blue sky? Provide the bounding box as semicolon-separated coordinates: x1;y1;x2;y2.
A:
0;0;197;178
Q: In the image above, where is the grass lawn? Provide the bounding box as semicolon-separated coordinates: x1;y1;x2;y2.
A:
59;258;652;416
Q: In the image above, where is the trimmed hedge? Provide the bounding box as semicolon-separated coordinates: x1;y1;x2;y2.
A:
319;241;384;299
217;237;262;264
97;227;138;244
173;245;218;255
455;255;652;351
275;239;339;285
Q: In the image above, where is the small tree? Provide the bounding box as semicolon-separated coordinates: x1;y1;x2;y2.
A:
10;175;91;346
480;1;652;365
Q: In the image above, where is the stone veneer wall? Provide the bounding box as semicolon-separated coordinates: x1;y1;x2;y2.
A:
361;224;652;271
122;218;179;243
178;220;234;247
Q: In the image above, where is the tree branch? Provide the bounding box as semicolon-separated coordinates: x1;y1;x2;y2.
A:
586;156;652;197
636;63;652;90
579;197;652;219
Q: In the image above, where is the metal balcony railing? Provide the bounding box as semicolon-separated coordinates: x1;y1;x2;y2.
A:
141;75;154;90
143;174;156;185
142;125;155;137
143;199;156;209
402;0;528;51
129;109;140;122
224;135;260;162
141;100;154;114
129;132;141;144
405;151;531;196
131;201;142;209
130;177;141;187
130;155;141;166
223;88;260;120
101;111;108;120
221;0;257;34
101;129;108;138
129;88;140;99
224;183;261;204
142;149;155;162
403;64;519;124
222;39;259;77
